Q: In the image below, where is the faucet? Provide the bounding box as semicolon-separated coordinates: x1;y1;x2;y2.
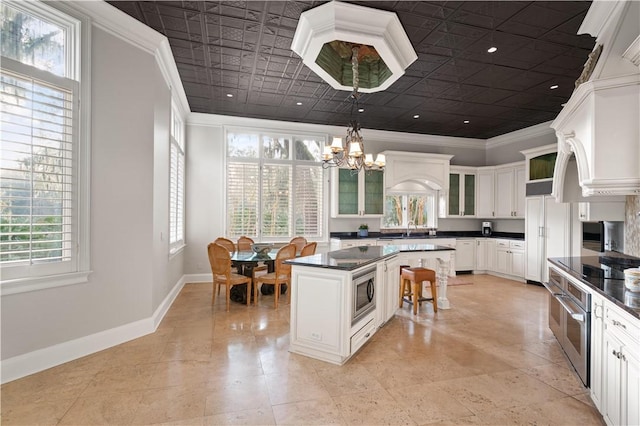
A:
407;221;416;237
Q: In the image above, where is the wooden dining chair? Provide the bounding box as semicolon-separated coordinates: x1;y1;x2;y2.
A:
207;242;251;311
289;236;307;255
254;243;296;309
214;237;238;295
237;236;254;251
300;242;317;257
214;237;235;253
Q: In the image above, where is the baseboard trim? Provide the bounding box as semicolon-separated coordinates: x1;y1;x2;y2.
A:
184;273;212;283
1;276;185;384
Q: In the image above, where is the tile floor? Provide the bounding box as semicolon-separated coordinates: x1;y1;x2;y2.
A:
1;274;605;425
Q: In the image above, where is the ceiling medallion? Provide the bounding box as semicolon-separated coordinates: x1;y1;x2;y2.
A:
291;1;417;93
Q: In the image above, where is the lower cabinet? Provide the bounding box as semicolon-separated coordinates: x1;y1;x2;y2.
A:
600;304;640;426
455;239;475;271
495;239;524;279
377;255;399;327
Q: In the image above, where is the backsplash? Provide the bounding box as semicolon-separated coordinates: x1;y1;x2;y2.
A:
625;195;640;257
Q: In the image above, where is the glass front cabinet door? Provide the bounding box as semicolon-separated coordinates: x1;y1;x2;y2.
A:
331;168;384;217
444;167;476;217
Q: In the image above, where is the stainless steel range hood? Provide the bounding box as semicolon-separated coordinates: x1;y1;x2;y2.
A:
551;0;640;201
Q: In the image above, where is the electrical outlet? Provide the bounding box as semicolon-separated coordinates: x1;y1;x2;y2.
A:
310;332;322;341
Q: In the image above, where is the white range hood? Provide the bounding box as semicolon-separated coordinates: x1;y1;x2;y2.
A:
551;0;640;201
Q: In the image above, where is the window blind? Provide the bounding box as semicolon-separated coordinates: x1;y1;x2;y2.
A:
227;162;259;237
0;69;74;265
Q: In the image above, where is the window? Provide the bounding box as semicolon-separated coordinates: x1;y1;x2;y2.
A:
169;105;184;251
226;130;325;241
1;1;89;292
383;190;437;230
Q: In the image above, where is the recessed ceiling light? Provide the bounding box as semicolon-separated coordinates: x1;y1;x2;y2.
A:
358;108;365;113
296;101;302;105
413;114;420;119
226;93;233;98
464;120;470;124
487;46;497;53
550;85;559;90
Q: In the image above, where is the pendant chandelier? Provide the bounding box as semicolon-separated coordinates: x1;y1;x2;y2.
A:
322;46;385;174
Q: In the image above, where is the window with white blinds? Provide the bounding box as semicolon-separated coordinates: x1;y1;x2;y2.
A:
1;1;88;291
226;131;325;241
169;106;184;250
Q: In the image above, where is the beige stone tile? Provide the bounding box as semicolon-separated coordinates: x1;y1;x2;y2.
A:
131;385;208;425
334;388;416;425
203;375;271;416
522;361;588;396
203;408;275;425
0;398;76;426
161;340;213;362
149;360;213;388
387;381;474;425
1;366;95;406
317;364;385;397
271;397;344;425
264;370;330;405
81;363;158;396
58;391;144;425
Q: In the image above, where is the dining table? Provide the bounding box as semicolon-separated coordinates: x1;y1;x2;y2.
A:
229;250;279;303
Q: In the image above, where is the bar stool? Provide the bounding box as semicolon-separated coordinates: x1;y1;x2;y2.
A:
399;267;438;314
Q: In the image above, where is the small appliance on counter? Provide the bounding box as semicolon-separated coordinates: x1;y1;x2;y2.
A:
482;222;492;237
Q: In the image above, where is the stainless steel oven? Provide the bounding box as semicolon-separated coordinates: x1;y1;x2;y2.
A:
543;267;591;386
352;266;376;325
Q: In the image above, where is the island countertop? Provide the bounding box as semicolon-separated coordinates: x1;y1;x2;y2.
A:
286;244;455;271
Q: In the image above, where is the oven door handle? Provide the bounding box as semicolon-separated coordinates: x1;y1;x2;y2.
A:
556;294;585;322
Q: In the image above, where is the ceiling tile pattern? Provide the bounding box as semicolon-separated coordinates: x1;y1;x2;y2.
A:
108;1;594;139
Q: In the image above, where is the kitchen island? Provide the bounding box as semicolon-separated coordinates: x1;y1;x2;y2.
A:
286;244;454;365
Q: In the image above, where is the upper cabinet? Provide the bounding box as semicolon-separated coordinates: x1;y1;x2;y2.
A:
495;163;526;218
475;162;525;219
331;168;384;217
476;168;495;218
442;167;476;217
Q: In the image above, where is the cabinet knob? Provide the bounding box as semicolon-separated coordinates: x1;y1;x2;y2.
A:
612;319;627;329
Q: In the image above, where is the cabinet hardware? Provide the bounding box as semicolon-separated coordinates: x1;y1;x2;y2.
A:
621;353;626;362
364;332;371;338
612;319;627;329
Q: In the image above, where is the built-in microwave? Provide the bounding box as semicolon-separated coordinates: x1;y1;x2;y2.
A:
582;221;604;252
352;266;376;326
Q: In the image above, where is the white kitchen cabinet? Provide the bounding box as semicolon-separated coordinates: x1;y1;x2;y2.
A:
591;292;605;412
444;167;476;217
578;201;626;222
525;195;571;283
289;264;378;365
495;163;526;218
495;239;524;279
455;239;475;271
476;168;495;218
377;255;399;327
486;239;496;272
331;168;384;218
475;239;488;271
601;303;640;426
330;238;377;250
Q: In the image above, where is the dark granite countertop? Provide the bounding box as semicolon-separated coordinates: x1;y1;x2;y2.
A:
548;255;640;319
330;231;524;241
286;244;454;271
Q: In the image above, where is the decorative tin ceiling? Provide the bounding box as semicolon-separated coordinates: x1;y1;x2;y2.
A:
107;1;595;139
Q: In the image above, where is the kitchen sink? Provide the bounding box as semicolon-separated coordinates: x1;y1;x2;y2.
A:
378;233;434;240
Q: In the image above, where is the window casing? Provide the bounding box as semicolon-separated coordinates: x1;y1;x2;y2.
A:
169;105;185;252
383;190;438;230
0;1;89;293
226;130;326;241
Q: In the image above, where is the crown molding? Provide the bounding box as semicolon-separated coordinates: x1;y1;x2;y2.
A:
63;0;190;115
187;113;487;150
485;121;554;149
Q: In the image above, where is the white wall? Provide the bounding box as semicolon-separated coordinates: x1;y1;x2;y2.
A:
1;22;182;374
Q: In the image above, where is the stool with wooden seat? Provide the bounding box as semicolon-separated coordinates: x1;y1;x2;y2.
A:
399;267;438;314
